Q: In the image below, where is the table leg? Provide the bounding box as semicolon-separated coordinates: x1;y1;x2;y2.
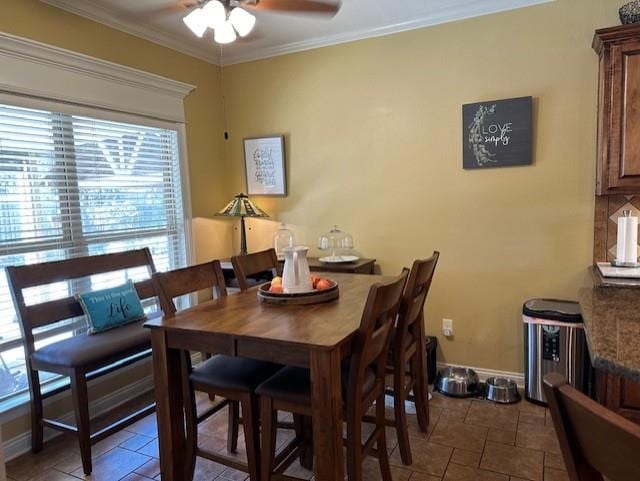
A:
310;348;345;481
412;312;430;431
151;329;187;481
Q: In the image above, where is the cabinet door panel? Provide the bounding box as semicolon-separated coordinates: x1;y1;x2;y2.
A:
621;49;640;178
621;377;640;410
598;369;640;424
608;41;640;191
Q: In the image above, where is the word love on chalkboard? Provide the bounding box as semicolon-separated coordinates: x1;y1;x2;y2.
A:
462;96;532;170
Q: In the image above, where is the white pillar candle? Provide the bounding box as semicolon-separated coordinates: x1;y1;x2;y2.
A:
617;210;639;264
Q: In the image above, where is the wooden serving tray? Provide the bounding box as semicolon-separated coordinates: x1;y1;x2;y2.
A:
257;281;339;305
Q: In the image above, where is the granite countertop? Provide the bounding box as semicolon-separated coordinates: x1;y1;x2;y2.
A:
579;286;640;382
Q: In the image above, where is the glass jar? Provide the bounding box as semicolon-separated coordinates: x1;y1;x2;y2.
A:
273;223;294;260
318;225;354;261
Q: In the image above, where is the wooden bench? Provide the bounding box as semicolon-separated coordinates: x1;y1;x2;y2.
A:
6;248;159;475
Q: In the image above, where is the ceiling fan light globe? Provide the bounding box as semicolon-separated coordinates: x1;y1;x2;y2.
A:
215;20;238;44
183;8;208;37
201;0;227;29
229;7;256;37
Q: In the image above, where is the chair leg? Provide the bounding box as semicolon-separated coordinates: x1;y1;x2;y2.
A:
227;400;240;453
346;405;362;481
28;368;44;453
393;366;412;465
376;392;393;481
260;396;277;481
293;414;314;470
411;323;430;432
241;394;261;481
302;416;314;470
70;370;92;475
182;355;197;481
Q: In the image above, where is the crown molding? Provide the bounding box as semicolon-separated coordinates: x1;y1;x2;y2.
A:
41;0;553;67
41;0;221;65
0;32;195;97
222;0;555;65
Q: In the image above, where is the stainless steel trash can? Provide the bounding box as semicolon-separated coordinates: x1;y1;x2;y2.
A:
523;299;591;405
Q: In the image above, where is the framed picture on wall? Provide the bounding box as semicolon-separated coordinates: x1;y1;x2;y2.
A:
243;135;287;196
462;96;533;169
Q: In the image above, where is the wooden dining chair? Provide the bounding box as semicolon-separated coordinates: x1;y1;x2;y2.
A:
231;248;279;291
256;271;409;481
153;260;282;481
386;251;439;465
231;247;311;465
543;372;640;481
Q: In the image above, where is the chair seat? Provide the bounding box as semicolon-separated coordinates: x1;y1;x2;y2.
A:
30;315;159;369
256;362;377;406
190;355;282;393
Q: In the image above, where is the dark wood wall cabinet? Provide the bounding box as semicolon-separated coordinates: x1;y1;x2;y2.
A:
593;24;640;195
596;370;640;424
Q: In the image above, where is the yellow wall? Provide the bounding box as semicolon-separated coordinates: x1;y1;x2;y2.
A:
0;0;228;442
222;0;620;373
0;0;227;219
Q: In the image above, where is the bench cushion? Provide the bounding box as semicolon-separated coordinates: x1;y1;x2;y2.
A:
30;314;158;369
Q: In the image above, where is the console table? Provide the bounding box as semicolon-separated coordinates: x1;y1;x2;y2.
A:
220;257;376;287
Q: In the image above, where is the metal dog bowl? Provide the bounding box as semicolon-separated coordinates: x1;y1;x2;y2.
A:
485;377;520;404
436;367;480;398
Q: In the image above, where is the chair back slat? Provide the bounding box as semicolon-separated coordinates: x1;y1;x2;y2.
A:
6;248;157;356
153;260;227;315
399;252;439;329
7;249;156;290
231;249;279;290
363;323;394;367
348;271;408;401
544;373;640;481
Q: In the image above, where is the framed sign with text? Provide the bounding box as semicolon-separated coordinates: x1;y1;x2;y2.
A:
462;96;533;169
243;135;287;196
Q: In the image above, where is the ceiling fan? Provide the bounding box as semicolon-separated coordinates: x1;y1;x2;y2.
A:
151;0;342;44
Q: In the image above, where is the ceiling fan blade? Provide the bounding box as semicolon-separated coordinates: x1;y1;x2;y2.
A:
247;0;340;15
132;1;199;18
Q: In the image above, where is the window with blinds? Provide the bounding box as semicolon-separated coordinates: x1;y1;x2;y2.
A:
0;103;188;406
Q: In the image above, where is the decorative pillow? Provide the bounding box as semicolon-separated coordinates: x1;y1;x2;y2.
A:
76;281;146;335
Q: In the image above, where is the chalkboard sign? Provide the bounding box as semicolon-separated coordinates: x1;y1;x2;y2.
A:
462;96;532;169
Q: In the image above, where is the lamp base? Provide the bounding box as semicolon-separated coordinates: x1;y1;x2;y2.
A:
239;216;248;256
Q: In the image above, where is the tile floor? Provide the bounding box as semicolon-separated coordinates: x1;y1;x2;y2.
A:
6;390;567;481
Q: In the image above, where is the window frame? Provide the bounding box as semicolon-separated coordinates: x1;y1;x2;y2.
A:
0;99;194;412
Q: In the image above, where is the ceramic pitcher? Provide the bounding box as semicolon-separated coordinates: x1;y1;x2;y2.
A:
282;246;313;293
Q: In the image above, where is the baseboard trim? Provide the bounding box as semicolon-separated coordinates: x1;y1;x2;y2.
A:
436;362;525;387
2;374;153;462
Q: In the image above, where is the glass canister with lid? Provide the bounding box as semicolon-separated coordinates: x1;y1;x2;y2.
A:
318;225;357;263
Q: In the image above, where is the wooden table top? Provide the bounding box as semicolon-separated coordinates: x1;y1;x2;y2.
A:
145;273;389;351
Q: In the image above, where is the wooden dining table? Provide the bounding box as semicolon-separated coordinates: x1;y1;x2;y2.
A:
145;271;426;481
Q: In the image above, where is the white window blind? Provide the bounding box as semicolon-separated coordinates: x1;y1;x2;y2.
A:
0;102;188;405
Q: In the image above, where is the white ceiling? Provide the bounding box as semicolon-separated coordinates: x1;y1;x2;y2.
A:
42;0;552;65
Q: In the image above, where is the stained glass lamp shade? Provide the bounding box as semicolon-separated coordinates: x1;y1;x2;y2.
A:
216;193;268;255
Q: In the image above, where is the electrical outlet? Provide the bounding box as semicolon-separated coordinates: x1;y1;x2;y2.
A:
442;318;453;337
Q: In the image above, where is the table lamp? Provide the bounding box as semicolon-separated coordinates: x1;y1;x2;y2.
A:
215;193;268;255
